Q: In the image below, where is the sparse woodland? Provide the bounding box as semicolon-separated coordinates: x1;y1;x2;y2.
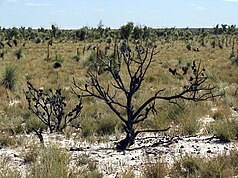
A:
1;23;238;177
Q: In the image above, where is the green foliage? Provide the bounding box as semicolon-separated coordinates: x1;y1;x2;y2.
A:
15;47;23;59
54;54;64;63
25;115;48;133
75;27;87;41
96;117;117;136
85;51;97;65
83;171;103;178
211;39;216;48
208;119;238;142
120;22;134;40
231;50;238;66
1;66;17;90
80;119;97;137
186;44;192;51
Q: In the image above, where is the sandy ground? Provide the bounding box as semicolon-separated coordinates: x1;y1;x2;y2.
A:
0;131;237;177
0;111;238;177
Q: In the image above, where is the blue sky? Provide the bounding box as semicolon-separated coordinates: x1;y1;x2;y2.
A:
0;0;238;29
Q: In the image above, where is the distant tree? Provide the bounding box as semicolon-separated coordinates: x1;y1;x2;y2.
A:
51;24;59;39
119;22;134;40
75;27;87;41
132;25;143;40
97;20;104;37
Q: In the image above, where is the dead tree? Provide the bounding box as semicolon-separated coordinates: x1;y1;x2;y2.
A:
72;42;221;151
25;81;83;134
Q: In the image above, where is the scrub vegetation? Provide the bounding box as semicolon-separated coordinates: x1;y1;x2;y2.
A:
1;23;238;177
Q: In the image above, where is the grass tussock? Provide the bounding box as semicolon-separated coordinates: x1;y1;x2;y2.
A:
141;158;168;178
170;150;238;178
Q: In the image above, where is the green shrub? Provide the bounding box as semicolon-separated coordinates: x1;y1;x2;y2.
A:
80;119;97;137
83;51;99;71
170;156;200;177
15;47;23;59
208;119;238;142
96;117;117;136
84;171;103;178
54;54;64;63
1;66;17;90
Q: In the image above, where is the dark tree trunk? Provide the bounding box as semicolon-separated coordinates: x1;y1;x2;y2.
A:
116;123;136;151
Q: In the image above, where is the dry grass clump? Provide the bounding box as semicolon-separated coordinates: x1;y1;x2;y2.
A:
29;143;69;178
0;156;22;178
141;157;168;178
208;118;238;142
21;143;102;178
0;133;16;147
143;101;211;136
170;150;238;178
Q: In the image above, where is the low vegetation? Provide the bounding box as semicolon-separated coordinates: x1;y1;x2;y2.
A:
0;23;238;176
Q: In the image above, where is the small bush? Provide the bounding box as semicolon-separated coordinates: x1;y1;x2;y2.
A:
170;151;238;178
84;51;97;68
15;47;23;59
25;115;48;133
20;143;40;163
54;54;64;63
1;66;17;90
170;156;200;177
80;119;97;137
212;107;231;120
84;170;103;178
208;119;238;142
0;134;15;147
30;144;69;178
96;117;117;136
